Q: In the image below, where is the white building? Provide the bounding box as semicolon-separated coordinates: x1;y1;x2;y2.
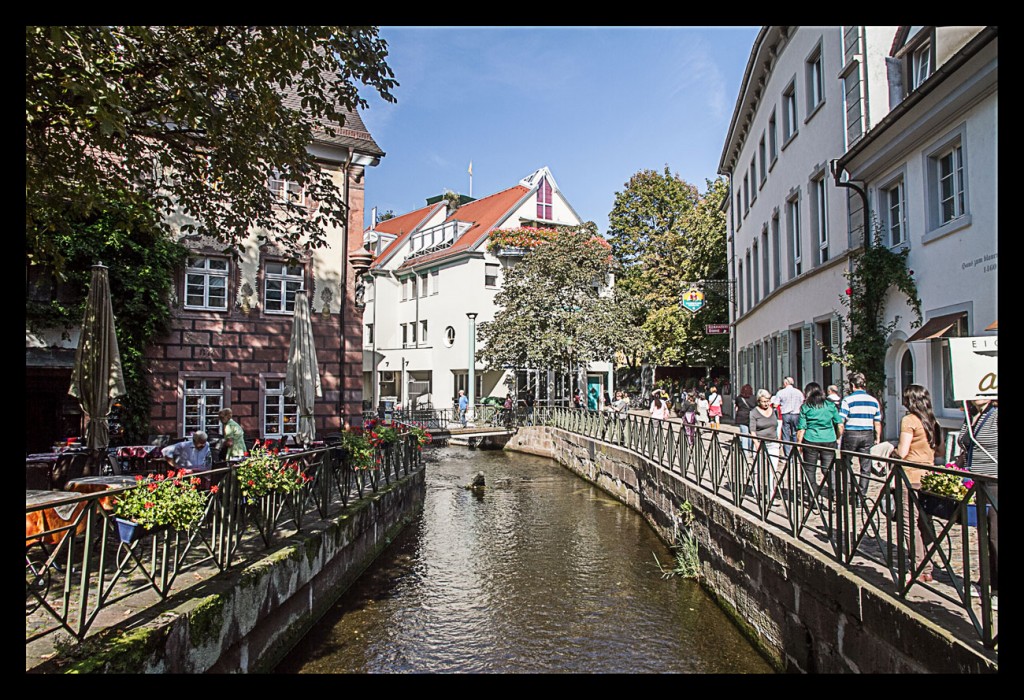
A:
832;26;997;440
719;26;997;440
360;167;614;413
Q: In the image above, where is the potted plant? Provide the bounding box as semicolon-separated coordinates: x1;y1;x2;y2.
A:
408;424;432;450
235;444;310;505
336;429;375;470
919;463;970;521
113;469;212;543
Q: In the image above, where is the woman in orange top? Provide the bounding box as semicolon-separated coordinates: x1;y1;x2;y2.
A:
894;384;943;582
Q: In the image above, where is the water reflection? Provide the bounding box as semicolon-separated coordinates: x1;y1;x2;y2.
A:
276;446;772;673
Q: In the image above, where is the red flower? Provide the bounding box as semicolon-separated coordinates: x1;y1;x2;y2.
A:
247;480;255;486
135;474;144;482
166;470;175;478
210;485;220;494
147;483;158;492
144;502;155;509
845;287;852;296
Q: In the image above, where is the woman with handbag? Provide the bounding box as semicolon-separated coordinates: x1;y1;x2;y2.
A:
707;385;723;428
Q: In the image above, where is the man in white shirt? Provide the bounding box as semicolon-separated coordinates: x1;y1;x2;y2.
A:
161;432;213;472
771;377;804;457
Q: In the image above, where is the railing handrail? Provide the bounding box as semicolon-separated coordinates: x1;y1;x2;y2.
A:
534;406;997;650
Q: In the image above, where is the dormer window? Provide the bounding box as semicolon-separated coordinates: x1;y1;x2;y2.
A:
537;176;552;220
909;39;932;90
269;171;303;203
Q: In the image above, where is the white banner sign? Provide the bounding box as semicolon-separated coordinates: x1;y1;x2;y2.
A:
948;336;997;401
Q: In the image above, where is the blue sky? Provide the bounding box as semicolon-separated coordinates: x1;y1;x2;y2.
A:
356;26;761;234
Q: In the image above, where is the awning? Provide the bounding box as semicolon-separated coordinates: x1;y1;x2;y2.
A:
985;319;998;331
906;311;967;342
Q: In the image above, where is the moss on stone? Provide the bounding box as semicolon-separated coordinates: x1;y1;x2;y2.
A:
63;626;169;674
187;595;226;648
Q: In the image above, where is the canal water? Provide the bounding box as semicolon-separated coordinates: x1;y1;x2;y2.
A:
275;446;773;673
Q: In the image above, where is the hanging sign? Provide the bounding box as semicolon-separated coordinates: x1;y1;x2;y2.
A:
948;336;997;401
681;287;705;314
706;323;729;335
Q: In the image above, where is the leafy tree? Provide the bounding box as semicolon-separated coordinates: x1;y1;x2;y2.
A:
26;26;398;271
606;169;728;368
26;201;188;442
477;225;622;390
377;209;396;222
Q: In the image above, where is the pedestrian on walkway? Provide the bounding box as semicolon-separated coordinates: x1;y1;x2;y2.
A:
650;394;670;421
680;391;697;444
958;398;998;607
826;384;842;411
458;389;469;428
217;408;247;461
751;389;781;500
839;371;882;499
772;377;804;457
707;385;723;428
796;382;842;503
695;393;709;427
734;384;756;453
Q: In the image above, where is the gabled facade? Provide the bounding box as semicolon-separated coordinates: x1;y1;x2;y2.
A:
361;167;614;411
833;26;997;438
144;106;384;442
719;27;867;416
720;26;997;440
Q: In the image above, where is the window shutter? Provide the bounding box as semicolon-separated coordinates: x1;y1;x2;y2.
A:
830;315;844;389
780;333;789;383
801;324;814;387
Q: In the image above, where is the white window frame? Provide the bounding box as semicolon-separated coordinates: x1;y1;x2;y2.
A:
401;323;408;348
269;171;303;204
758;134;767;186
401;277;408;301
183;376;225;436
365;323;374;346
263;262;304;315
420;274;428;298
768;109;779;164
924;127;970;241
771;211;781;289
787;194;802;278
743;174;750;214
752;239;760;305
910;39;933;91
761;226;770;298
812;174;828;264
782;80;798;145
184;256;229;311
736;190;743;228
537;176;553;220
805;42;825;116
745;250;752;311
749;160;757;203
263;376;298;439
936;143;966;226
485;262;499;287
879;172;907;249
737;260;744;316
420;320;428;344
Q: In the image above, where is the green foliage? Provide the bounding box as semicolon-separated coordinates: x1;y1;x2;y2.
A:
26;26;398;272
825;225;922;400
485;226;560;253
25;200;188;442
606;171;729;368
477;225;621;377
654;501;700;579
236;445;309;504
336;429;375;470
114;469;210;531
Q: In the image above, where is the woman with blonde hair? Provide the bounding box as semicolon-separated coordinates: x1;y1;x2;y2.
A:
750;388;781;500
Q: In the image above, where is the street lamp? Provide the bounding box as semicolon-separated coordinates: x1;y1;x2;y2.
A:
467;312;478;425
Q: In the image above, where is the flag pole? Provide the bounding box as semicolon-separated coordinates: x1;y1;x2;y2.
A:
468;160;473;198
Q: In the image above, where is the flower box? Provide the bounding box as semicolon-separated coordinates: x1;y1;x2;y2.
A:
919;491;959;520
114;517;167;544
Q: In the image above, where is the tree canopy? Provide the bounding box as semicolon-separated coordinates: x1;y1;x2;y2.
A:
606;169;729;368
26;26;398;271
477;225;623;379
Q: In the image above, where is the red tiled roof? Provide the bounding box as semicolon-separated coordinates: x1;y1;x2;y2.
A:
368;203;445;265
394;185;529;271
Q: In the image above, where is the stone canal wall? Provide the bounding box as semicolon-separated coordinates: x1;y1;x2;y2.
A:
506;426;996;674
53;469;425;674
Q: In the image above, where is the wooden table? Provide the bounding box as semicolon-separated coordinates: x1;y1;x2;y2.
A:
25;489;88;547
65;475;138;512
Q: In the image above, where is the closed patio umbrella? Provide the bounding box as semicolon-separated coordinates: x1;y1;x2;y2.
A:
285;289;321;446
68;263;127;454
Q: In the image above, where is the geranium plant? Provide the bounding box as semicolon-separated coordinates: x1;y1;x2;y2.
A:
235;444;309;504
920;463;970;501
114;469;211;531
364;419;399;447
336;429;375;470
408;424;431;450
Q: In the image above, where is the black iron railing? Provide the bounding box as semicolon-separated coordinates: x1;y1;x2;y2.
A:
536;406;997;650
26;431;424;646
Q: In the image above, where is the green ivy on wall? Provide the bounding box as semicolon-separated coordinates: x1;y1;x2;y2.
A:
26;201;188;443
826;226;922;401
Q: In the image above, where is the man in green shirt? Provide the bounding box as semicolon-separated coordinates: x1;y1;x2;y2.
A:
217;408;247;460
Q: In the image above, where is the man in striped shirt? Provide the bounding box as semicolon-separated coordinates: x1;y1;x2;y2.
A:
838;371;882;497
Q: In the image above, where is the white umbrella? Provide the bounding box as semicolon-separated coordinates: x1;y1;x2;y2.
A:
68;263;127;451
285;289;321;445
